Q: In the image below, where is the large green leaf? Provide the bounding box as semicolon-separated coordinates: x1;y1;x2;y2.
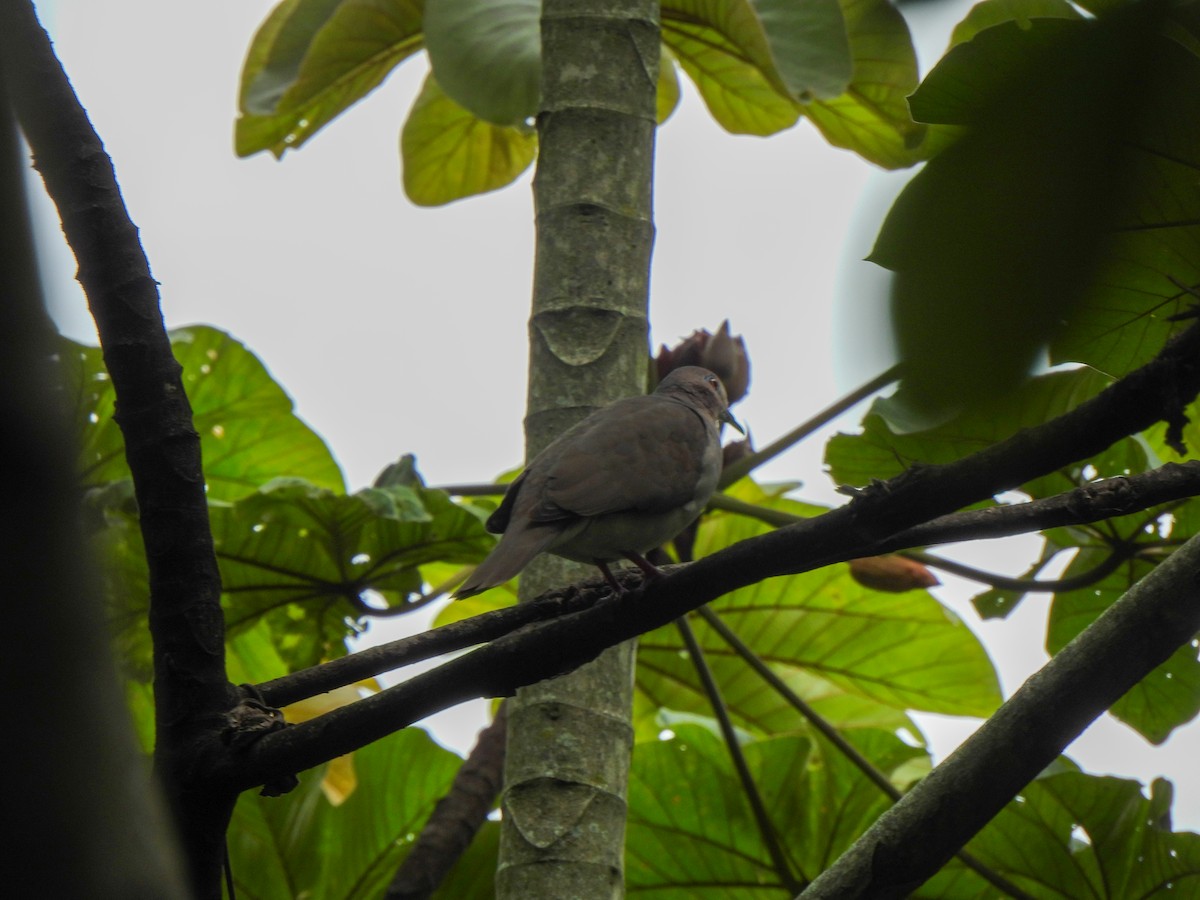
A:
423;0;540;126
753;0;852;101
937;772;1200;897
639;481;1002;720
401;73;538;205
213;479;493;668
236;0;425;157
875;5;1197;418
805;0;924;169
55;326;344;500
1049;23;1200;376
661;0;801;135
237;0;345;114
661;0;851;120
175;327;346;499
825;368;1131;497
228;727;462;899
626;725;927;893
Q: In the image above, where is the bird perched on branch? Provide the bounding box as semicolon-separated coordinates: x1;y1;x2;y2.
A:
454;366;743;599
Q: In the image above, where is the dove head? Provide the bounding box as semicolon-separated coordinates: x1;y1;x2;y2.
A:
655;366;745;434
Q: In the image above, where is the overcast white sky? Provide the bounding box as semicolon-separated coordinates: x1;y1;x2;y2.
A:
30;0;1200;832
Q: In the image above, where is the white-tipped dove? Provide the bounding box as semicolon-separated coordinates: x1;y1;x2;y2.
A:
455;366;743;599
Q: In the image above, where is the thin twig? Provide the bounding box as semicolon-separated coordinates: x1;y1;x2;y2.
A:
902;547;1134;593
434;364;901;500
256;591;588;708
719;364;901;487
675;616;802;894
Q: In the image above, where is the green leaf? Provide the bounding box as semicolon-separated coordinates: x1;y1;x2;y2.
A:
238;0;345;114
825;368;1123;495
173;327;346;499
638;480;1002;721
401;72;538;206
943;772;1200;897
54;327;344;500
1051;31;1200;376
53;339;124;487
1047;553;1200;743
1144;394;1200;464
236;0;425;157
805;0;924;169
423;0;540;126
228;727;462;900
948;0;1081;48
657;51;682;124
660;0;852;136
213;479;493;668
662;0;801;136
873;10;1180;420
226;619;295;685
753;0;852;101
627;725;927;893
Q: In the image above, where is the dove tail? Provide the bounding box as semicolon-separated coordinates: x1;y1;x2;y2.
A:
454;527;560;599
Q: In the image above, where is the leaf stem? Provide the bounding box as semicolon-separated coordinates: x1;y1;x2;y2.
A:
675;615;803;894
719;364;901;487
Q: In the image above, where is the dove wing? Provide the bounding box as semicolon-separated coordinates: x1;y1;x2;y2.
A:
538;396;711;519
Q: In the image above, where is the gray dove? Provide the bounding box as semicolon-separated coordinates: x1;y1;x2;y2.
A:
454;366;743;598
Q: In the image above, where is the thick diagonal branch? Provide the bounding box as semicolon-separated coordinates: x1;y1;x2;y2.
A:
0;3;235;894
800;527;1200;898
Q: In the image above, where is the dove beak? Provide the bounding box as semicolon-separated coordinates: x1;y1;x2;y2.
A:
721;409;745;435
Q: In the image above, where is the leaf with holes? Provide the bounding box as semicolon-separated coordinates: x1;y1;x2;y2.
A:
53;326;344;500
923;772;1200;897
236;0;424;157
1047;553;1200;744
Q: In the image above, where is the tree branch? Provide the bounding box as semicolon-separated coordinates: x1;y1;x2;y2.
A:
220;313;1200;789
256;590;593;708
903;546;1132;593
719;364;902;487
222;464;1200;791
799;527;1200;898
0;3;236;893
0;64;190;900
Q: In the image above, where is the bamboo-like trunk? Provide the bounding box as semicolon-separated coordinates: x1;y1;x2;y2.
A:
496;2;661;897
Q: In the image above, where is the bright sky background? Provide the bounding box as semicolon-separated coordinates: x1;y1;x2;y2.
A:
30;0;1200;833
